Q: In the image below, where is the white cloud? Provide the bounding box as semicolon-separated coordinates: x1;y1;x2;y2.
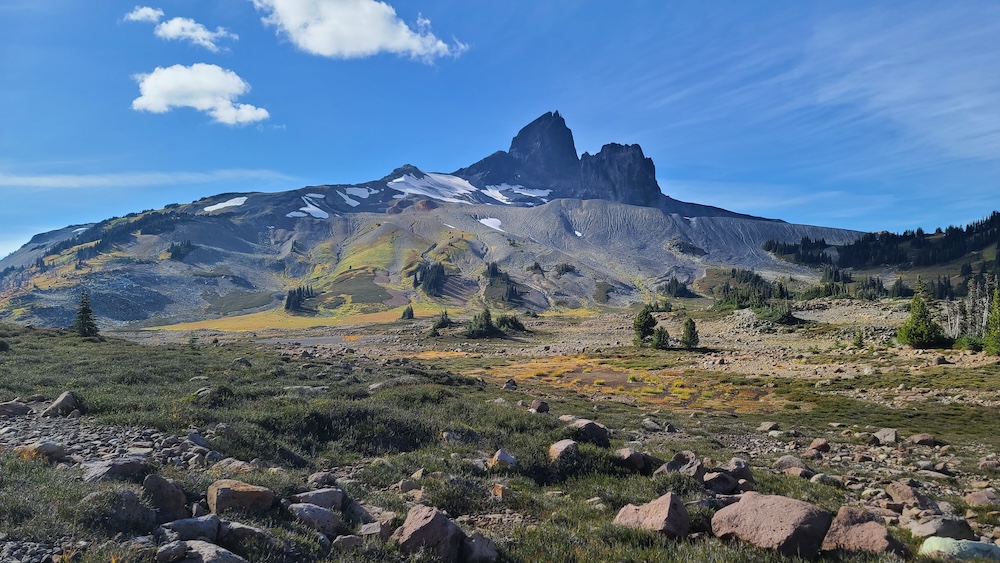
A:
251;0;465;61
154;17;238;52
0;169;292;189
124;5;164;23
131;63;270;125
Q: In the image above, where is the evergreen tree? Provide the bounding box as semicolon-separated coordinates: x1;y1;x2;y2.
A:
985;287;1000;355
680;317;699;348
651;326;670;350
896;282;945;349
73;291;99;337
633;306;657;347
400;305;414;320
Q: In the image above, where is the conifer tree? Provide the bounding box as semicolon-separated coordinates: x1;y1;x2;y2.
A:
896;281;945;349
651;326;670;349
680;317;699;348
401;305;414;320
633;306;657;347
73;291;99;337
985;287;1000;355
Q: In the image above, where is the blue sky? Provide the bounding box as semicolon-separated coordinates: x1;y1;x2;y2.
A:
4;1;1000;257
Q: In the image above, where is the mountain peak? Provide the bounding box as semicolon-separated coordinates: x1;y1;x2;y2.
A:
508;111;579;175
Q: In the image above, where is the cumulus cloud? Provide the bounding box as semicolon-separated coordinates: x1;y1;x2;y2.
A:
131;63;269;126
251;0;465;61
154;17;238;52
124;5;164;23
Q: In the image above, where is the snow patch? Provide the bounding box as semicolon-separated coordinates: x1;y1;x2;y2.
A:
306;193;325;198
204;196;248;212
72;227;88;234
479;218;505;232
575;231;583;237
345;187;376;199
336;191;360;207
510;186;551;198
292;196;329;219
387;173;476;204
481;187;512;204
286;211;307;218
443;223;455;229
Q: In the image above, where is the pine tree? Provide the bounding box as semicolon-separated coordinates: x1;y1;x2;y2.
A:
401;305;414;320
680;317;699;348
633;306;657;347
73;291;99;337
651;326;670;349
896;281;945;349
985;287;1000;355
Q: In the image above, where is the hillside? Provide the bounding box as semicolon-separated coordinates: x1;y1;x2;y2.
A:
0;113;862;329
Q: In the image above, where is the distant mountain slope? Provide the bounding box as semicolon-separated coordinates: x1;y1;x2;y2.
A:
0;113;861;328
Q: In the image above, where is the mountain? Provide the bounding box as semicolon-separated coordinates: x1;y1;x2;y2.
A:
0;112;861;329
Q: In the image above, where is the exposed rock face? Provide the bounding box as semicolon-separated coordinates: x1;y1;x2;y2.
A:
712;492;832;560
821;506;908;556
207;480;275;514
508;111;580;182
579;143;660;207
390;505;466;563
613;492;690;538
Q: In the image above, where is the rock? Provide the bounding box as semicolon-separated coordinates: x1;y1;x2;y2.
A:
391;505;466;563
784;466;815;479
613;492;690;538
655;450;705;481
231;357;252;368
722;457;754;483
641;418;662;431
979;460;1000;471
704;472;739;495
175;540;248;563
886;481;937;511
909;433;937;446
289;503;341;536
462;531;499;562
821;506;908;556
211;458;253;474
569;418;610;447
808;438;830;452
757;422;779;432
772;455;810;472
810;473;841;488
0;401;31;417
487;449;517;469
83;457;151;483
712;492;833;560
965;489;1000;508
307;471;337;488
873;428;897;445
529;399;549;413
144;474;189;523
332;535;363;551
548;439;580;464
14;441;66;462
41;391;78;417
908;515;977;540
217;521;273;552
397;479;420;493
289;487;345;510
156;515;221;543
502;378;517;390
919;537;1000;560
614;448;647;472
207;480;275;514
80;489;156;534
156;541;188;563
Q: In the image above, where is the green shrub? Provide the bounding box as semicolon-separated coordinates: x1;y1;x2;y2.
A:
496;314;526;332
464;308;503;339
400;305;414;320
896;285;946;349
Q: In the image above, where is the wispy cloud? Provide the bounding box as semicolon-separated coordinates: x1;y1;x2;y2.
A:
252;0;466;61
0;169;293;189
154;17;238;52
123;5;163;23
132;63;269;125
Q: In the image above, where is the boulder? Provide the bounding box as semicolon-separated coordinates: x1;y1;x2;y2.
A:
462;531;499;562
391;505;466;563
721;457;754;483
487;449;517;469
176;540;248;563
614;448;647;472
821;506;908;556
83;457;151;483
156;515;221;543
41;391;78;417
0;401;32;417
289;487;345;510
703;472;738;495
808;438;831;452
569;419;610;447
886;481;937;511
14;441;66;462
548;439;580;464
332;535;363;551
772;455;811;472
144;474;189;523
757;421;779;432
529;399;549;413
784;467;815;479
217;521;273;552
207;480;275;514
964;488;1000;508
979;460;1000;471
156;541;188;563
655;450;705;481
909;433;937;446
614;492;690;538
307;471;337;488
79;489;156;535
918;537;1000;560
907;515;976;540
712;492;832;560
289;503;341;536
873;428;897;445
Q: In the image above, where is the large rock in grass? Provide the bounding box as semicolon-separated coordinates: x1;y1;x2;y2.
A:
78;489;156;535
463;531;499;563
614;492;690;538
772;455;811;472
41;391;78;417
14;441;66;462
548;439;580;464
821;506;908;556
207;480;274;514
655;450;705;481
873;428;897;445
217;521;274;553
289;487;345;510
964;488;1000;508
712;492;832;560
487;449;517;469
391;505;466;563
144;474;189;523
174;540;248;563
918;537;1000;560
156;515;220;543
907;515;976;540
0;401;32;417
83;456;152;483
569;419;610;447
289;503;341;536
886;481;937;511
